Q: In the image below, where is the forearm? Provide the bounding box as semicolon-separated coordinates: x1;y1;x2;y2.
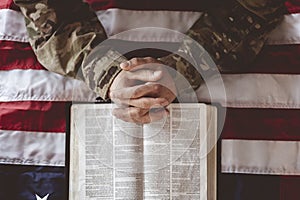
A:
160;0;286;91
14;0;126;99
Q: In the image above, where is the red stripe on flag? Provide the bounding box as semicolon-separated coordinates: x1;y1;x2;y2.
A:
1;43;300;73
3;0;299;13
286;0;300;13
0;101;68;133
86;0;297;13
222;45;300;74
0;0;19;10
86;0;209;11
221;108;300;141
280;176;300;200
0;41;45;70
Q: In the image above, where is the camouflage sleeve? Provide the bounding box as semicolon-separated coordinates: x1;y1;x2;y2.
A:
13;0;127;100
159;0;286;93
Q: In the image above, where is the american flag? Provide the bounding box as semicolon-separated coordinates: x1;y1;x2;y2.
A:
0;0;300;199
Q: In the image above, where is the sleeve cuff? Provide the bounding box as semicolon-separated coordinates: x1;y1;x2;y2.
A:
83;49;127;100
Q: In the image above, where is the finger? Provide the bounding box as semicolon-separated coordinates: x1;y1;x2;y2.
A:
144;82;177;103
120;57;158;69
113;107;148;120
114;97;169;109
113;107;168;124
110;84;163;99
126;69;162;82
120;57;163;71
120;58;143;69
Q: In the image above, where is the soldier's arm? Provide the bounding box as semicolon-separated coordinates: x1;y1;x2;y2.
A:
159;0;287;92
13;0;127;99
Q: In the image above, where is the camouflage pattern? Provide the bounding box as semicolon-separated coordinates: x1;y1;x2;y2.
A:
160;0;286;91
83;49;127;99
158;53;204;94
13;0;125;99
14;0;286;99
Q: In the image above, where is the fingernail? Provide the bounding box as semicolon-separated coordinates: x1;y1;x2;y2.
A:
120;61;129;69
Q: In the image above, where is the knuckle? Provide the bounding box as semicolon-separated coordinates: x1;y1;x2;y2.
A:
128;108;137;119
145;57;155;62
129;89;139;99
141;117;151;124
140;100;150;108
132;89;139;98
131;58;139;65
137;108;145;116
128;109;135;118
153;84;161;93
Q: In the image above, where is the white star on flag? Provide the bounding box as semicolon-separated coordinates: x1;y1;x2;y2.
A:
35;194;49;200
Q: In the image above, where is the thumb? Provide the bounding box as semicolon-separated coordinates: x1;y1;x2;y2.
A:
120;61;132;70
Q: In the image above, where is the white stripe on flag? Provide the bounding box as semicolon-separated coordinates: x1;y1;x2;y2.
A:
267;14;300;45
2;70;300;108
1;8;300;44
0;69;97;102
197;73;300;109
96;9;202;41
0;130;65;166
0;9;28;42
222;139;300;175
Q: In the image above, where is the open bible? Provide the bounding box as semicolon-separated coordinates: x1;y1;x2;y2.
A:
69;103;217;200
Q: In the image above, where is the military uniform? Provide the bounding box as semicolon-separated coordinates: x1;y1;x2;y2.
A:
14;0;286;99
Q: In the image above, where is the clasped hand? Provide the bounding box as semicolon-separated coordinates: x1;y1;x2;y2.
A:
109;57;177;124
